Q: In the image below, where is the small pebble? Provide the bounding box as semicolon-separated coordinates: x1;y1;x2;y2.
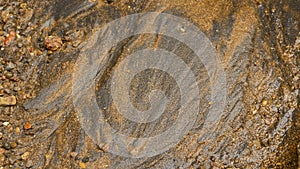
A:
21;152;30;160
13;86;21;91
179;26;186;33
6;62;15;70
17;42;23;48
0;96;17;106
44;36;63;51
15;127;21;135
79;162;86;169
3;142;11;150
26;160;33;168
23;122;32;130
0;148;5;154
10;142;17;149
0;154;5;162
3;122;10;126
8;155;18;164
82;157;89;163
20;3;27;8
70;152;78;158
4;89;11;94
261;99;268;106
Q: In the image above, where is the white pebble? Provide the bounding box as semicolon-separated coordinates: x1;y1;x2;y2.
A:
3;122;9;126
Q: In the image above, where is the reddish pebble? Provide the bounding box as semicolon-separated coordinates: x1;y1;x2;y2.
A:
44;36;63;51
4;31;16;45
23;122;32;130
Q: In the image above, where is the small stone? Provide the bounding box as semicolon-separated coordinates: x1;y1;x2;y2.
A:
8;155;17;164
17;42;23;48
21;152;30;160
179;26;186;33
38;37;44;42
20;3;27;9
261;99;268;106
0;96;17;106
5;72;13;78
79;162;86;168
82;157;89;163
23;122;32;130
3;142;11;150
10;142;17;149
72;40;81;47
70;152;78;158
44;36;63;51
0;148;5;154
3;31;15;45
25;160;33;168
6;62;15;70
15;127;21;135
3;89;11;94
13;87;21;92
3;122;9;126
0;153;5;162
253;139;261;148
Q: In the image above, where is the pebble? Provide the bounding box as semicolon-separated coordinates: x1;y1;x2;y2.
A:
261;99;268;106
20;3;27;9
79;162;86;169
17;42;23;48
3;142;11;150
8;155;18;164
253;139;261;148
179;26;186;33
3;122;10;126
23;122;32;130
21;152;30;160
15;127;21;135
13;86;21;92
0;96;17;106
10;142;17;149
25;160;33;168
5;72;13;78
82;157;89;163
6;62;15;70
70;152;78;158
0;153;5;162
44;36;63;51
3;31;15;45
4;89;11;94
0;148;5;154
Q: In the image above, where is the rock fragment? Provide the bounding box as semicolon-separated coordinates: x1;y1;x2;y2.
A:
0;96;17;106
23;122;32;130
21;152;30;160
44;36;63;51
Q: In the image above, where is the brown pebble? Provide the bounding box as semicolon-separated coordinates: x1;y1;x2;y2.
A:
0;148;5;154
3;31;15;45
20;3;27;9
23;122;32;130
15;127;21;135
70;152;78;158
10;142;17;149
44;36;63;51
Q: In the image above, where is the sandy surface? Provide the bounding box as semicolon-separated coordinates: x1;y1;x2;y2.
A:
0;0;299;168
